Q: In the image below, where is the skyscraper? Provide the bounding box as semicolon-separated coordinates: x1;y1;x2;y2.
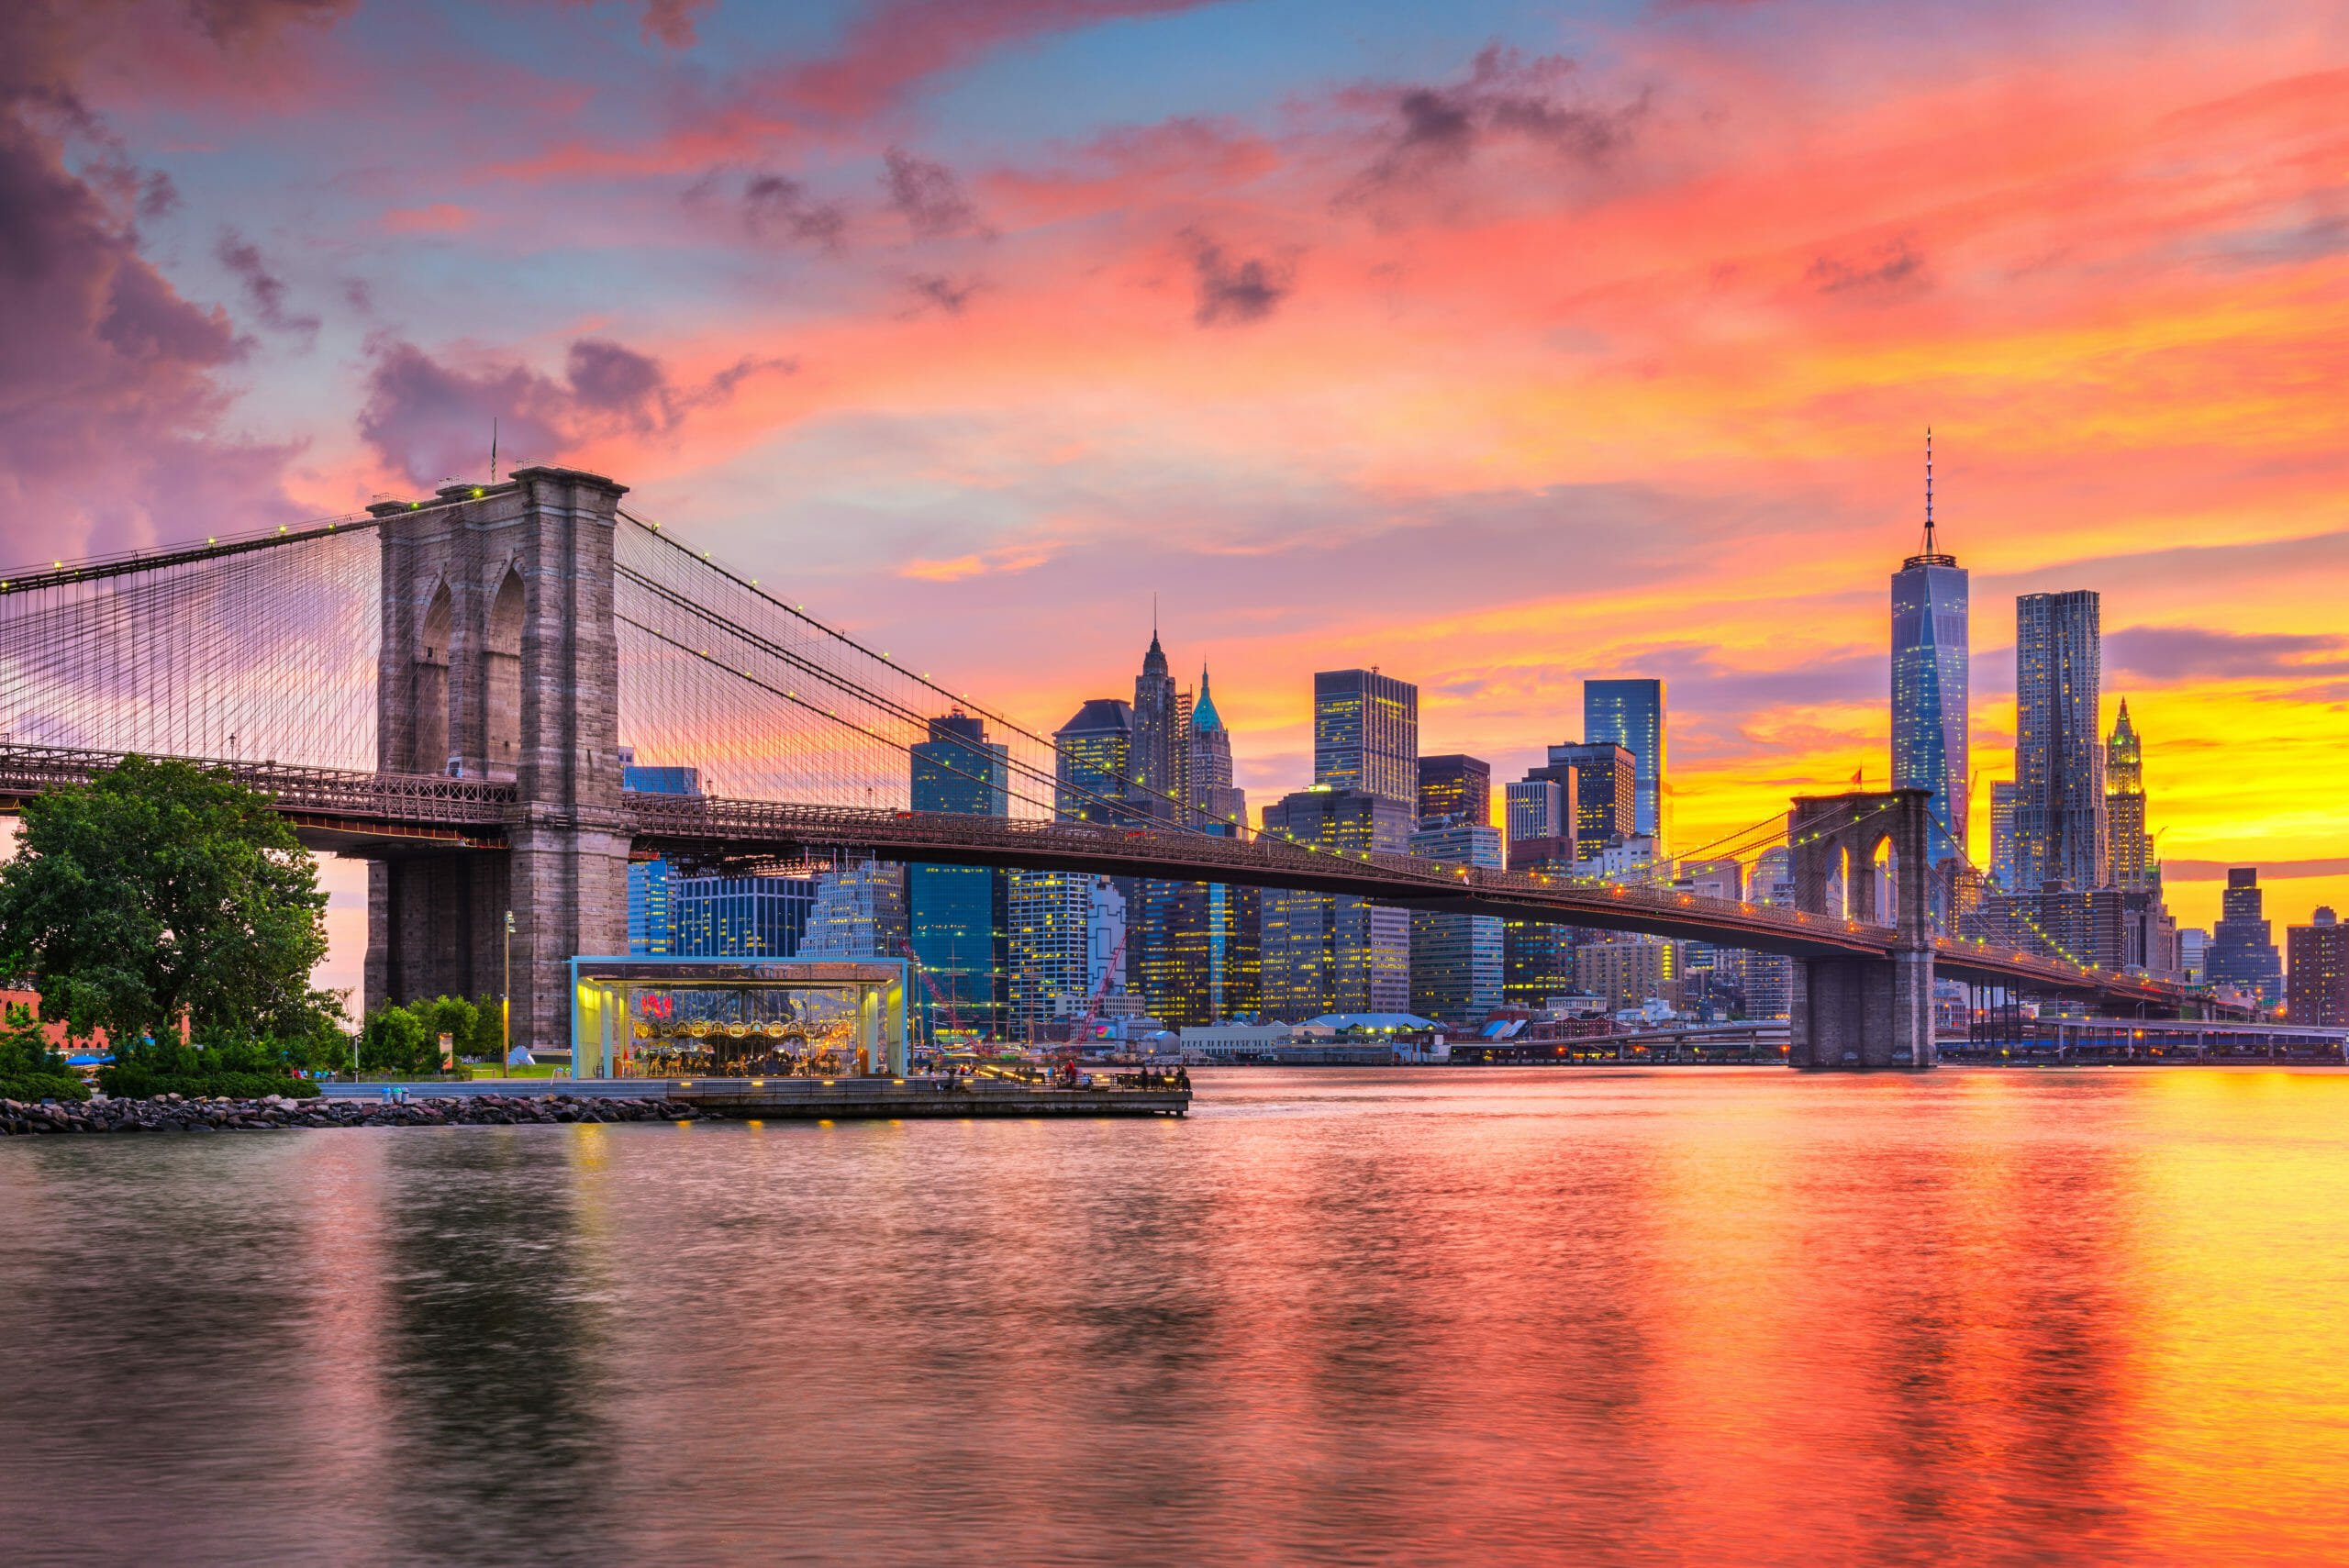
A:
908;711;1009;1040
1314;669;1418;808
1019;697;1136;1029
1417;754;1490;828
668;874;818;957
1055;697;1134;822
1535;742;1633;846
1128;629;1182;823
1891;438;1968;865
798;862;907;959
1989;781;2021;892
1259;786;1411;1018
2207;867;2282;1003
1584;680;1666;850
1186;667;1245;828
1503;778;1564;858
2014;589;2104;890
1008;873;1129;1035
2288;908;2348;1027
1408;815;1504;1025
2105;700;2152;891
1142;667;1258;1025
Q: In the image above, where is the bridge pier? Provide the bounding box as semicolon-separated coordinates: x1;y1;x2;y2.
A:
1785;788;1937;1070
1788;951;1934;1068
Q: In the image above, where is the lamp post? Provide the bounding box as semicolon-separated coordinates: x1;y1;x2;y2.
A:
502;909;514;1079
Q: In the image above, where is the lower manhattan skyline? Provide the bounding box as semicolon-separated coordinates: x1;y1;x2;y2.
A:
7;1;2343;973
11;7;2349;1567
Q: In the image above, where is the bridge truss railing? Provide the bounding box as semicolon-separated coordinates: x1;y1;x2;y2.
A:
0;743;513;826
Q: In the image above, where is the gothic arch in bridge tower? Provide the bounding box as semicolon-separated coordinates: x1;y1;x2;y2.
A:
484;565;523;781
1786;788;1935;1070
416;580;451;775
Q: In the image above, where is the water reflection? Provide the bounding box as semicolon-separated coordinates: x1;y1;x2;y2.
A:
3;1070;2348;1564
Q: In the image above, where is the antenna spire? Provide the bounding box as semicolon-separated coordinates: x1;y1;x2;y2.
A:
1923;427;1933;554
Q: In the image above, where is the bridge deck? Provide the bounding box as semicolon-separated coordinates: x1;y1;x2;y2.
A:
0;740;2185;1011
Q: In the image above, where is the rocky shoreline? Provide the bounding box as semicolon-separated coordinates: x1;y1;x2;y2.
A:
0;1092;710;1135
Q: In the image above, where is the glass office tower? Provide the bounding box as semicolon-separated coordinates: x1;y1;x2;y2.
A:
2014;589;2105;890
1314;669;1419;808
908;711;1009;1040
1583;680;1665;851
1892;530;1968;867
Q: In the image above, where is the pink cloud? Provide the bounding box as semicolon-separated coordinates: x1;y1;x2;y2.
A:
381;201;475;234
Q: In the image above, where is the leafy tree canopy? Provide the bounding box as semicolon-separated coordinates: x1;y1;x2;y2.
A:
0;755;335;1048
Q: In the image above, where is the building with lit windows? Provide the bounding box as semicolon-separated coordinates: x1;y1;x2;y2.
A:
907;711;1009;1041
627;860;672;954
2105;700;2152;891
1260;786;1411;1018
797;862;906;960
1408;816;1504;1025
1417;754;1490;828
1575;939;1671;1012
2288;909;2348;1026
1891;460;1968;866
1008;873;1128;1034
1989;782;2021;892
1584;681;1666;851
2014;589;2105;892
1504;778;1563;853
2207;867;2282;1004
1055;697;1134;822
1534;742;1634;846
1314;669;1418;808
667;874;819;958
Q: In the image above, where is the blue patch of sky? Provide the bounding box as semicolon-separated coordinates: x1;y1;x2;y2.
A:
914;0;1643;152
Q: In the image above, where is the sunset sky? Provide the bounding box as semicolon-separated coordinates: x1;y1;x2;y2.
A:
6;0;2346;987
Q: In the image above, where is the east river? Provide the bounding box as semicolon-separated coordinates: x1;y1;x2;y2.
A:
5;1066;2348;1565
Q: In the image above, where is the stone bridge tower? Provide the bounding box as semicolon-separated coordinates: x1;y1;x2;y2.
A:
1786;787;1935;1068
363;468;633;1056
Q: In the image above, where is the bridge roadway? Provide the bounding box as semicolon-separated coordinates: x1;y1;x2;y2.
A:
0;743;2182;1012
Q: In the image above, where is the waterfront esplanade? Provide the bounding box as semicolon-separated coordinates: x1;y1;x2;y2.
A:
570;957;910;1079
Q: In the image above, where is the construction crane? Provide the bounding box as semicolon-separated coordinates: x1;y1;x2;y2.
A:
1068;923;1132;1047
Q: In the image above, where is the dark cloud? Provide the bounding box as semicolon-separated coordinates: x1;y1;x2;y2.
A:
358;336;792;486
1807;237;1925;295
216;228;319;339
907;273;979;315
1349;45;1645;196
0;1;339;557
629;0;712;48
740;172;846;249
2104;624;2349;684
182;0;353;44
882;148;988;239
1180;229;1295;327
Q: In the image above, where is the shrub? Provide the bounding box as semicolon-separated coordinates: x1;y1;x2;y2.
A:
95;1026;320;1099
0;1005;91;1103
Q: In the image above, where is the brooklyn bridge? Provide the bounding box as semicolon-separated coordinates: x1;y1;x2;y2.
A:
0;468;2187;1068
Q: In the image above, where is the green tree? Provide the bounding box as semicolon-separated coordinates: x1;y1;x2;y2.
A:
471;993;509;1062
413;995;479;1066
0;1004;89;1103
360;1004;431;1074
0;755;334;1048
